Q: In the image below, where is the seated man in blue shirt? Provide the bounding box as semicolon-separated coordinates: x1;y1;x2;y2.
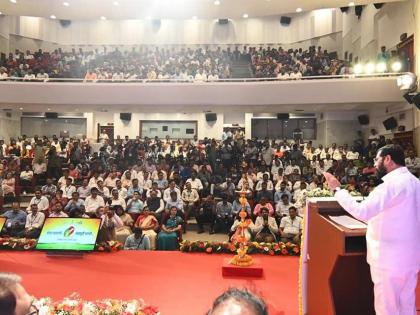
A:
1;201;27;237
124;227;150;250
64;191;85;216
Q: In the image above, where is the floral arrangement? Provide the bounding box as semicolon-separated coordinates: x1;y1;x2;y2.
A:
0;237;37;250
33;293;159;315
306;188;334;198
179;240;300;256
96;240;124;252
0;238;123;252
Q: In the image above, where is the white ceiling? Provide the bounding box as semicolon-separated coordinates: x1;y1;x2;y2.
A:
0;0;406;20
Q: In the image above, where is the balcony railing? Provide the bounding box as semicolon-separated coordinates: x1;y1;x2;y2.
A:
0;72;406;84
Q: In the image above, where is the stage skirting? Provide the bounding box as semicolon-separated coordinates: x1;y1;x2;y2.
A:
1;250;299;315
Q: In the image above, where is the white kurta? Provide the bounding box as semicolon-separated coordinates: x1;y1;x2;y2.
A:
334;167;420;315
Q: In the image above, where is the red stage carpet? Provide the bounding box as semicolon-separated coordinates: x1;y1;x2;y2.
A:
1;251;299;315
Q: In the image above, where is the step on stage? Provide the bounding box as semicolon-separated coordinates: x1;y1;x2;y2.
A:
1;251;299;315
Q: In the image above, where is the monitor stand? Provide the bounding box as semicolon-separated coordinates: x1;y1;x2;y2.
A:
46;251;85;258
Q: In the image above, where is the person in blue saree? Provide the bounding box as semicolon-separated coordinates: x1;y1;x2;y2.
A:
157;206;183;250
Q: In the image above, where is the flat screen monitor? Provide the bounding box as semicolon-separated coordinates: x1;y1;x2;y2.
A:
36;218;101;251
0;218;5;232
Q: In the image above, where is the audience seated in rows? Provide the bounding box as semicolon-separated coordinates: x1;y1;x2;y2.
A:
0;130;418;251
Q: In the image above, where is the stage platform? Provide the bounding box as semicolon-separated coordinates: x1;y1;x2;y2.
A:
1;251;299;315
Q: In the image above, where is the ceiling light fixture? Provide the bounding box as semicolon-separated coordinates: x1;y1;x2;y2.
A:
50;15;57;19
214;0;221;5
0;12;2;15
242;13;249;18
9;0;17;3
296;7;303;12
63;1;69;6
348;2;355;6
113;1;119;6
100;16;107;20
192;16;197;20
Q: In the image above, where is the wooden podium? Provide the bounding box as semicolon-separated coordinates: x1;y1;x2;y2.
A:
305;199;375;315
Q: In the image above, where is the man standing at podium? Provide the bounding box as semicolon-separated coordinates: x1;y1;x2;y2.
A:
324;144;420;315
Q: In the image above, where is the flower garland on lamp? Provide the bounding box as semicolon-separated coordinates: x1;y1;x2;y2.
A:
229;192;253;267
179;240;300;255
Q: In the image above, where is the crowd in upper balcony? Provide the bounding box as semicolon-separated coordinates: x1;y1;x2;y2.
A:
251;45;350;78
0;46;233;81
0;44;410;82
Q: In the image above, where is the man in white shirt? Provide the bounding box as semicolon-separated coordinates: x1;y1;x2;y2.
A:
284;160;301;176
88;173;104;188
109;189;127;210
27;189;49;212
405;150;420;177
185;172;203;192
163;181;181;203
324;145;420;315
276;194;294;217
277;70;290;80
99;132;109;144
271;158;283;178
104;172;119;189
62;178;77;199
182;182;199;221
84;187;105;215
49;202;68;218
115;179;128;200
77;179;91;199
57;170;74;189
255;174;274;192
279;206;302;244
346;148;360;160
25;204;45;238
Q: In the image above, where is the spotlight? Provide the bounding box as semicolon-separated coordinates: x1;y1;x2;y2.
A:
365;62;375;74
391;61;402;72
354;63;363;74
376;62;387;73
397;73;417;91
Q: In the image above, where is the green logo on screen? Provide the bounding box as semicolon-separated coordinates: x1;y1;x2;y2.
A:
64;226;75;237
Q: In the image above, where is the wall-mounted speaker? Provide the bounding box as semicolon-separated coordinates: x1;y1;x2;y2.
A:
152;19;161;28
59;20;72;28
205;113;217;122
280;16;291;26
355;5;363;18
120;113;132;121
45;112;58;119
413;94;420;110
277;113;290;120
357;115;369;125
403;92;414;104
373;3;384;9
218;19;229;25
382;117;398;130
340;7;349;13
